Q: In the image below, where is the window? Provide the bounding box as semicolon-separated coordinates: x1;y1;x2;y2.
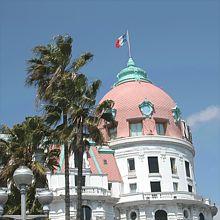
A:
130;211;137;220
183;210;189;219
103;159;108;165
156;122;166;135
170;158;177;174
109;126;117;139
148;157;159;173
199;213;205;220
75;175;85;186
108;182;112;190
173;182;178;191
82;206;92;220
155;210;167;220
129;183;137;193
185;161;191;177
188;185;192;193
150;181;161;192
127;158;135;171
129;122;143;136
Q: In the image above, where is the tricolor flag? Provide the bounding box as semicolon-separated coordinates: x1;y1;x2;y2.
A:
115;33;127;48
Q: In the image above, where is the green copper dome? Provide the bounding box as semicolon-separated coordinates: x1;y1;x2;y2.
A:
114;58;150;86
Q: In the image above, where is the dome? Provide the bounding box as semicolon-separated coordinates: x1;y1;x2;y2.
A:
100;58;182;140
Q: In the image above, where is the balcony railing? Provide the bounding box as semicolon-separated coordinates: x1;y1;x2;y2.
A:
53;186;111;197
119;191;212;205
143;191;203;201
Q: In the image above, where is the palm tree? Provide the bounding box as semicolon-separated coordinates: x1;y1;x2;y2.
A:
26;35;94;219
0;116;60;215
26;35;114;219
44;73;114;219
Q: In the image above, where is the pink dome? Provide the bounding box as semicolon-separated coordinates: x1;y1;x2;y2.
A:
100;80;182;139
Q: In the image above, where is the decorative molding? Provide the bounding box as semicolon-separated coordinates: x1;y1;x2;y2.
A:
139;99;154;118
109;135;195;156
172;105;182;123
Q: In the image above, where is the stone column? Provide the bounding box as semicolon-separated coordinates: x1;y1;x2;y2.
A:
139;206;147;220
167;212;177;220
120;208;127;220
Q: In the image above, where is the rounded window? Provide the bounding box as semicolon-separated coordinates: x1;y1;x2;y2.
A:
130;211;137;220
155;210;167;220
183;209;189;219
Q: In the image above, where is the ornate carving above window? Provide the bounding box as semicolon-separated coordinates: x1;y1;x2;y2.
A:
139;99;154;118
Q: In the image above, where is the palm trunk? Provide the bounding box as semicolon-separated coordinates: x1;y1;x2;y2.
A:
63;114;70;220
76;122;84;220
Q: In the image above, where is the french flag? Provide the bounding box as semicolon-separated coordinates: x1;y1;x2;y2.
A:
115;33;127;48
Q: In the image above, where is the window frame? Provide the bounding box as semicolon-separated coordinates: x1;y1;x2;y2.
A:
170;157;177;175
129;183;137;193
185;161;191;178
188;184;193;193
127;158;135;172
148;156;159;173
108;182;112;191
173;182;178;191
150;181;161;192
129;120;143;137
154;118;168;135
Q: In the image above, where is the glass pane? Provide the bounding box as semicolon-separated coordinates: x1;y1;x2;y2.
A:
156;123;165;135
173;182;178;191
128;158;135;171
136;123;143;136
150;181;161;192
130;122;142;136
130;123;136;136
130;212;137;220
170;158;177;174
185;161;191;177
82;206;92;220
148;157;159;173
130;183;137;193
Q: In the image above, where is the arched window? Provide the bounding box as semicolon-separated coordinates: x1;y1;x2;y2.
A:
155;210;167;220
82;205;92;220
199;213;205;220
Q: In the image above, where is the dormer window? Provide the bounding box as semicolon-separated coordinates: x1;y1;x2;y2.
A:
156;122;166;135
129;122;143;136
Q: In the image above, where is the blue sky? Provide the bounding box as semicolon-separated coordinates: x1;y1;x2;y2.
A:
0;0;220;207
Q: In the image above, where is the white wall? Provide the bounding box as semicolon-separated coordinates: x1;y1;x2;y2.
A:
113;136;196;195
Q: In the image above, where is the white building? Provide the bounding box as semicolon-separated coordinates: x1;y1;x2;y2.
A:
47;58;218;220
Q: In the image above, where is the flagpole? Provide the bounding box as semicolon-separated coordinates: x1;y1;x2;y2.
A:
127;30;132;58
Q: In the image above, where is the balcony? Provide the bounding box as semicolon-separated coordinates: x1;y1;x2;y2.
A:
119;191;212;206
52;186;112;200
109;135;195;155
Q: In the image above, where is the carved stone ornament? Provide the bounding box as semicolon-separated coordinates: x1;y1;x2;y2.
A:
139;99;154;118
172;105;181;123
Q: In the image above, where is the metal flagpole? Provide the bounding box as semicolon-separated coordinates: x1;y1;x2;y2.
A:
127;30;132;58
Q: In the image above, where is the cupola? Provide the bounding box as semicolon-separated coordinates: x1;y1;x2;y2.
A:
114;58;150;86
